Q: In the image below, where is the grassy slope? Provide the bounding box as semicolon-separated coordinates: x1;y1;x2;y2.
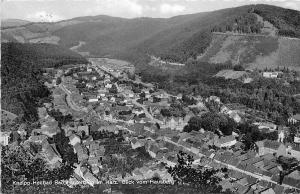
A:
198;33;300;71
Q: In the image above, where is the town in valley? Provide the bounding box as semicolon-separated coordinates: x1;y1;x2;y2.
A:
1;2;300;194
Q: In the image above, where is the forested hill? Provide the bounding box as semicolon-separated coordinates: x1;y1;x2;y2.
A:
2;43;88;68
2;4;300;66
1;43;88;121
253;5;300;38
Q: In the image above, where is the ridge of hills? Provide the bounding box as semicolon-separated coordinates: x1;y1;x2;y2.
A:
2;4;300;70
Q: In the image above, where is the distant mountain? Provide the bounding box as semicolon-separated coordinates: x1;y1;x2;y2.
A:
1;19;31;28
2;4;300;69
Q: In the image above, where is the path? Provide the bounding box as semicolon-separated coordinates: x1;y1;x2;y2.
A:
59;83;88;113
132;99;163;124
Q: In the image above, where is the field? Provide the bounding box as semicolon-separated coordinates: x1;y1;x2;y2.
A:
215;69;247;79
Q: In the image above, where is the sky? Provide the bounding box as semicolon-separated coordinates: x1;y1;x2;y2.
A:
1;0;300;22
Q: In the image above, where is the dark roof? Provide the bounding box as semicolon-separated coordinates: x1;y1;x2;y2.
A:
264;140;281;150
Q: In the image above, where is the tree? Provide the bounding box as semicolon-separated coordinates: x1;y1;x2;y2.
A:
1;144;74;192
140;92;146;98
166;151;222;193
56;77;62;85
109;84;118;94
233;65;245;71
184;112;236;135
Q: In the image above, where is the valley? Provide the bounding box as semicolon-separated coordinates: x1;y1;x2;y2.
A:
1;3;300;194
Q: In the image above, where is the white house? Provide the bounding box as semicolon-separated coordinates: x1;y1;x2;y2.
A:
0;132;10;146
88;98;98;103
278;130;285;143
294;136;300;144
253;122;277;131
69;134;81;146
105;83;112;89
288;114;300;124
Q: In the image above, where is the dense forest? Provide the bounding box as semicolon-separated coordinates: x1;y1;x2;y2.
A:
253;5;300;38
1;43;88;122
211;12;263;34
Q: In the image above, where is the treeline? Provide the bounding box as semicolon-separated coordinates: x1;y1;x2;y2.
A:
253;4;300;38
1;42;88;122
140;60;232;93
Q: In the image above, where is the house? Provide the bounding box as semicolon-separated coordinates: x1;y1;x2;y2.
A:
41;141;62;168
62;125;77;137
74;143;89;162
288;114;300;124
97;90;107;98
253;122;277;131
214;135;237;148
206;96;221;104
294;135;300;144
35;116;59;138
17;123;27;138
132;168;144;180
69;134;81;146
78;125;89;136
86;83;95;89
228;111;242;123
131;138;145;149
0;131;10;146
287;145;300;160
255;140;300;159
148;144;159;158
89;142;105;159
83;170;99;187
282;170;300;188
105;83;112;89
262;72;281;78
91;166;99;175
256;140;283;156
88;98;98;103
278;130;285;143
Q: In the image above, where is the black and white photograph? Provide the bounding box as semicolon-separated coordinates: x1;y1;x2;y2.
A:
1;0;300;193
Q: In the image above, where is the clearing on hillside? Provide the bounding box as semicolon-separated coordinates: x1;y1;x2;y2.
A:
198;32;300;71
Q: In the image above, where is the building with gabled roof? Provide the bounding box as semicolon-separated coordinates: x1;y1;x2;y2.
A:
69;134;81;146
74;143;89;162
148;144;160;158
259;188;276;194
214;135;237;148
41;141;62;168
131;137;145;149
83;170;99;187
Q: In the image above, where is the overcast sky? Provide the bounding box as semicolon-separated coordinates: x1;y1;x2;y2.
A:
1;0;300;22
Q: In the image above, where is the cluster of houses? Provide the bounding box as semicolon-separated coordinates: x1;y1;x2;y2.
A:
2;62;300;193
121;115;300;192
